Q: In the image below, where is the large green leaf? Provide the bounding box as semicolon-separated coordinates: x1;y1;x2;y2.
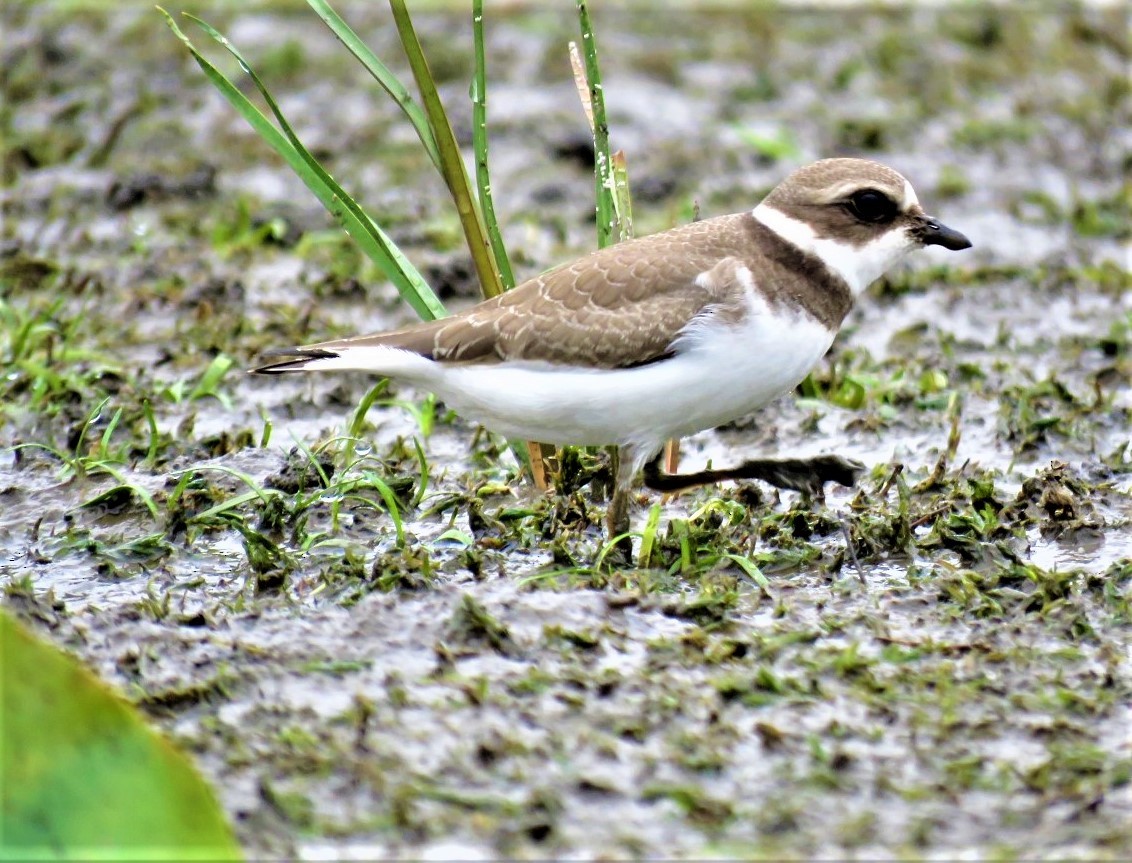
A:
0;610;241;861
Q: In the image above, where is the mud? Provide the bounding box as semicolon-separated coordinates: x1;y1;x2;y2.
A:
2;3;1130;859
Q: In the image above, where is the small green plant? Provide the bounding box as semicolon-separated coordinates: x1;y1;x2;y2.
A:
12;397;161;521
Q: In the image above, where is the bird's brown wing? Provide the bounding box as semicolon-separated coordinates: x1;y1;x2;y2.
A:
295;214;755;369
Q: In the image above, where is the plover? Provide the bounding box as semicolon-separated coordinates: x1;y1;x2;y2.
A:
254;158;971;541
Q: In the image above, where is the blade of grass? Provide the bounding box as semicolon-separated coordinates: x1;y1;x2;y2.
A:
574;0;615;249
190;490;272;525
388;0;505;301
96;406;124;461
74;396;111;463
304;0;441;172
83;464;161;522
348;379;391;439
573;6;663;482
471;0;514;290
186;12;447;321
141;398;159;468
410;436;430;507
357;472;405;547
637;503;661;569
173;465;284;524
722;553;775;600
288;436;335;492
188;352;235;404
160;9;446;322
258;406;273;448
471;0;548;489
595;530;639;571
572;5;632;247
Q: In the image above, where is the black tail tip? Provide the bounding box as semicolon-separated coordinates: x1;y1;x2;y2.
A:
248;347;338;375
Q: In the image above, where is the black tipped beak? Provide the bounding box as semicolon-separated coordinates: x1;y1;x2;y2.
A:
918;216;972;251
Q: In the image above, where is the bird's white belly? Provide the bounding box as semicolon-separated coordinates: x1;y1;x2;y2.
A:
432;309;835;452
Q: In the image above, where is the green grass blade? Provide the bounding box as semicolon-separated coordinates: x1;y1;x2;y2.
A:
75;396;111;460
173;465;282;523
568;5;638;485
84;463;161;522
471;0;515;289
722;553;775;599
637;503;661;569
188;352;235;404
575;0;616;249
258;406;273;448
348;379;391;439
304;0;441;172
411;436;429;507
359;472;405;547
388;0;506;300
288;437;335;497
388;0;544;486
184;12;447;321
596;530;639;570
189;490;270;524
160;9;446;323
141;398;160;468
97;406;124;461
575;8;645;477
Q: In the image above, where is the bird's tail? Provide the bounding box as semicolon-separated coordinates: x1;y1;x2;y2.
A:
249;343;438;380
250;348;340;375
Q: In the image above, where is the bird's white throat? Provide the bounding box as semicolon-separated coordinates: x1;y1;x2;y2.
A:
752;203;916;295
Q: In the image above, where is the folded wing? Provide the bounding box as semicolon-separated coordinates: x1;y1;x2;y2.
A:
252;214;754;373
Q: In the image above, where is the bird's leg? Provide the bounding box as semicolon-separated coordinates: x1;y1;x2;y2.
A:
606;486;631;544
643;452;866;497
604;445;641;565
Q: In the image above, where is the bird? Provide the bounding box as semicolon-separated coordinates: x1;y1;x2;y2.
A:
252;158;971;544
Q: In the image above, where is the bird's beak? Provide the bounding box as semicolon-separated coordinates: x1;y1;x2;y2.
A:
916;215;972;251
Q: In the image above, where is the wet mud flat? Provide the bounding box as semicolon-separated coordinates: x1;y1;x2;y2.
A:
2;3;1131;858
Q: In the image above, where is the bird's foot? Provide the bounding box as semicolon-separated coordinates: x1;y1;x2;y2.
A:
642;451;865;497
751;454;866;497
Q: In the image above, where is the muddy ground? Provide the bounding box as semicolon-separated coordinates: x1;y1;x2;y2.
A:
2;2;1130;859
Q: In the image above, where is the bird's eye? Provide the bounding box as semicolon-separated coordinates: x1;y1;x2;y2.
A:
846;189;897;223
